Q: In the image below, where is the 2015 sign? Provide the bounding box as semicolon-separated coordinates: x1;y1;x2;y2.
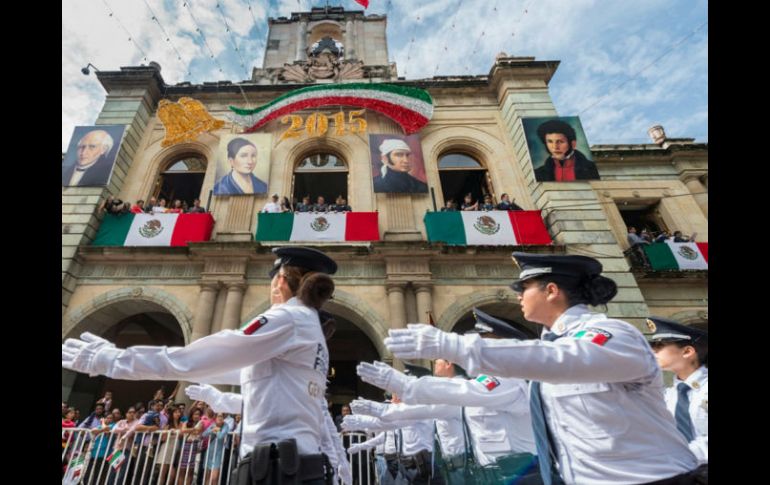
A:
279;110;367;142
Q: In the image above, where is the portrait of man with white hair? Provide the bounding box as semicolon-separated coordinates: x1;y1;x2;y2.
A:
62;125;126;187
370;134;428;193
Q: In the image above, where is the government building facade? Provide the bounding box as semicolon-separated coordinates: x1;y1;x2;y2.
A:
62;6;707;414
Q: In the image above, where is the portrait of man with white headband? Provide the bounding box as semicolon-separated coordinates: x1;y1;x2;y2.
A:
370;135;428;193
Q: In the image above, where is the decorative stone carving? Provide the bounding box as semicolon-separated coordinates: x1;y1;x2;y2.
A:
280;35;364;82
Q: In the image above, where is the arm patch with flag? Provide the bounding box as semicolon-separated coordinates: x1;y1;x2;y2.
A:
241;315;268;335
476;375;501;391
573;328;613;346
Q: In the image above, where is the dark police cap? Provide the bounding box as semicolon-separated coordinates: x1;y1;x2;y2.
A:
509;252;603;292
467;307;528;340
403;363;432;378
644;316;707;344
269;247;338;278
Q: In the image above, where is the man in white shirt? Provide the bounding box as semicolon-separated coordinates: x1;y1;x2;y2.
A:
262;193;282;213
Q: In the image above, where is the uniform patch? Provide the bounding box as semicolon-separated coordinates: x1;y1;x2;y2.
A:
476;375;501;391
573;327;613;346
242;315;268;335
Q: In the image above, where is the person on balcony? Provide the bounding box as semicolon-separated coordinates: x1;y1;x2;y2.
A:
262;193;282;213
480;194;495;211
461;193;478;211
496;193;523;211
330;196;352;212
296;195;313;213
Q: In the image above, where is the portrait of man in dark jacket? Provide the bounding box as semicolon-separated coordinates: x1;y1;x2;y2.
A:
62;126;125;187
524;117;600;182
370;135;428;193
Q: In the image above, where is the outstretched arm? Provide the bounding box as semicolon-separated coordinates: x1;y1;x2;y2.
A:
62;306;298;384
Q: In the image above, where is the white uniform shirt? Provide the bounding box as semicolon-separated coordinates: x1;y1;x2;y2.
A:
398;374;535;465
90;297;329;458
666;366;708;463
399;421;434;456
262;201;282;213
353;417;433;456
378;402;465;457
445;304;698;484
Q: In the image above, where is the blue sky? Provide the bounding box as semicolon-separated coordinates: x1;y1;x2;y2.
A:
62;0;707;151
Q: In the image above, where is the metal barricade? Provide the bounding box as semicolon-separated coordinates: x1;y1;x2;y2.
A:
63;427;375;485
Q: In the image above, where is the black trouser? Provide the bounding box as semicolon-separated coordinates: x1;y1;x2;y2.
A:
400;450;439;485
220;445;233;485
641;464;708;485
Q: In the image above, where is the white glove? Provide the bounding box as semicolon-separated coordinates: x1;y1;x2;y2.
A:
356;361;412;395
342;414;382;432
385;323;464;361
347;442;367;454
61;332;121;377
350;398;389;418
185;384;220;405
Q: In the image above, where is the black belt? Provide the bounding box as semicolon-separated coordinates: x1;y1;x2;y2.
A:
233;439;332;485
384;453;398;461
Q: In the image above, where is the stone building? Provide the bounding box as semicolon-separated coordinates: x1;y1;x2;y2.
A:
62;6;707;413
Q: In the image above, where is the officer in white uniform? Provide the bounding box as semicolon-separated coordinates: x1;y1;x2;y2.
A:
343;410;435;483
644;317;708;465
383;252;702;485
352;363;464;484
184;383;351;484
357;309;540;484
62;247;350;485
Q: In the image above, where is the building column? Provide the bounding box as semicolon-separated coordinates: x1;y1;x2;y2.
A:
295;20;308;62
345;20;355;59
386;283;407;330
222;281;247;331
386;283;407;371
178;280;221;405
191;281;221;341
682;174;708;218
414;283;433;324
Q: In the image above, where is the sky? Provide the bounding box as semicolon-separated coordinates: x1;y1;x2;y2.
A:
62;0;708;151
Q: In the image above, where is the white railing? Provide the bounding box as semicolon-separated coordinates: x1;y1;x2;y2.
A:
62;428;377;485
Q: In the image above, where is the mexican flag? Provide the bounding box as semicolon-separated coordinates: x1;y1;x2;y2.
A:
106;449;126;470
424;211;552;246
642;241;708;270
91;213;214;247
62;455;85;485
256;212;380;242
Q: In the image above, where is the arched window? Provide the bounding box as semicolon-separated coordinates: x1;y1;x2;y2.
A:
293;153;349;208
438;152;492;209
154;156;207;207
